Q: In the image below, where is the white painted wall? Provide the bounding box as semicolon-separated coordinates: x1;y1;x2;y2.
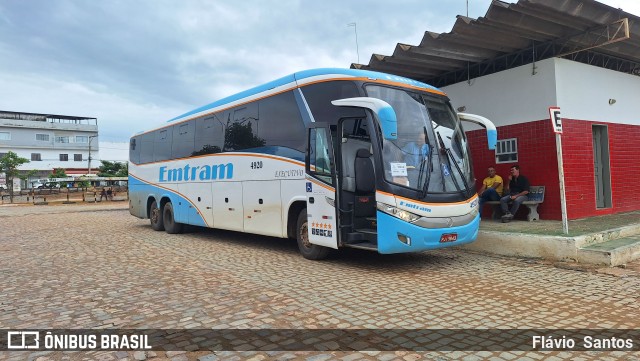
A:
12;148;91;171
443;58;558;129
555;58;640;125
443;57;640;129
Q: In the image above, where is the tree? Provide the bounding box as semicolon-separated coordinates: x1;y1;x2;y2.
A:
50;167;67;179
46;168;68;188
0;151;30;203
192;144;221;156
97;160;128;177
223;121;265;151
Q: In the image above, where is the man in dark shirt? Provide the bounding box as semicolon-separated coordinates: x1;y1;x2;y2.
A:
500;164;530;223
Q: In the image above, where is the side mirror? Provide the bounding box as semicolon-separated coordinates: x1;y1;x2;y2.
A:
457;113;497;150
331;97;398;140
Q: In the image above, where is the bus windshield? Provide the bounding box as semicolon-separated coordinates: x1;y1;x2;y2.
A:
366;85;473;194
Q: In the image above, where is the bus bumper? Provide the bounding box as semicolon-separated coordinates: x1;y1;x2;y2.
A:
376;211;479;254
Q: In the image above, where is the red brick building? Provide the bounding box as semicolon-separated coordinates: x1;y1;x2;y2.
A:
446;57;639;220
353;0;640;220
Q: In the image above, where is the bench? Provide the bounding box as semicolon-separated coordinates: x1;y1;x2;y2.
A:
485;186;545;221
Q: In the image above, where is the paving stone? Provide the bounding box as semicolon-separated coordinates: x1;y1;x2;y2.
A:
197;354;218;361
340;353;364;361
305;354;333;361
1;205;638;361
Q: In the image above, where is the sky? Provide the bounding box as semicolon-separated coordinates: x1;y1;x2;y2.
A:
1;0;639;161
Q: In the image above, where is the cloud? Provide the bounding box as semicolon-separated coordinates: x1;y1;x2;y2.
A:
0;0;637;146
0;72;186;141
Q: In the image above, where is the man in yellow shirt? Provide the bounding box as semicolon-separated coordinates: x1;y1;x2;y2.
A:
478;166;503;210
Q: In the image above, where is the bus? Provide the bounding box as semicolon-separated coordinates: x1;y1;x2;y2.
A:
128;68;496;260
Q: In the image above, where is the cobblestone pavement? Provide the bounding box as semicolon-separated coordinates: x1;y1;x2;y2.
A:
1;204;639;361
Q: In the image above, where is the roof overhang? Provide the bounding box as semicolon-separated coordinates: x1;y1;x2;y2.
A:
352;0;640;87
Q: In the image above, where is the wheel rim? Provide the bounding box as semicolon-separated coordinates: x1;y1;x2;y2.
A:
300;221;311;248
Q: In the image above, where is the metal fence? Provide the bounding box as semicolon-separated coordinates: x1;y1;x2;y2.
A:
0;186;128;205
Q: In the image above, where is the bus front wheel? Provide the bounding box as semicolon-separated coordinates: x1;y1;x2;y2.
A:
163;202;183;234
296;209;330;260
150;200;164;231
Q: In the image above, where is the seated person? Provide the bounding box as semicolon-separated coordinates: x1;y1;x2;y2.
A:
478;166;503;209
402;131;429;169
500;164;530;223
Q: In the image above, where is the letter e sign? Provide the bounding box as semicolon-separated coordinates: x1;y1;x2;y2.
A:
549;107;562;134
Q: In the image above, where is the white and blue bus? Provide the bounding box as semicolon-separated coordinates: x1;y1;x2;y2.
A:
129;68;496;260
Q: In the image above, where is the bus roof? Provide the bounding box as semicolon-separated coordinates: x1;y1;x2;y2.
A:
166;68;445;124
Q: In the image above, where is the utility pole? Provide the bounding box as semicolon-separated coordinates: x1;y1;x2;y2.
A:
88;135;98;175
347;23;360;64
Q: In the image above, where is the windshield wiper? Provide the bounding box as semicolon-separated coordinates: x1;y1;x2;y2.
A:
436;132;469;192
418;144;433;198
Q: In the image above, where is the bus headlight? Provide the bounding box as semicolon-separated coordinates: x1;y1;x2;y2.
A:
470;207;479;218
377;202;421;223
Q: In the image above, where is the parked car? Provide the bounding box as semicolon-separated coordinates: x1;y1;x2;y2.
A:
30;181;59;189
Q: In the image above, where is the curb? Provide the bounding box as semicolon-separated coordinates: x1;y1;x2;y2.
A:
461;223;640;265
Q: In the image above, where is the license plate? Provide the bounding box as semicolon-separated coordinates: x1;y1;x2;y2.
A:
439;233;457;243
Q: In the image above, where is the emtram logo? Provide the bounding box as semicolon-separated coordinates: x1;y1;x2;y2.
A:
159;163;233;182
7;331;40;349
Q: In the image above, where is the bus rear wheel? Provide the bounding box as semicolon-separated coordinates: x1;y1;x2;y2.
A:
296;209;330;260
150;200;164;231
163;202;183;234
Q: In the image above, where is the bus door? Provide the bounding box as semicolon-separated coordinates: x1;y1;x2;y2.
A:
305;123;338;249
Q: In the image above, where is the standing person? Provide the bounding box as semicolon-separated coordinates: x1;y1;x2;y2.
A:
500;165;530;223
106;188;113;201
478;166;503;210
100;188;107;202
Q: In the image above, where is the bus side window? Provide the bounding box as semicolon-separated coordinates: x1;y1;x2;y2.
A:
172;121;195;159
138;133;155;164
154;129;172;162
129;138;139;164
258;91;306;157
301;81;364;121
309;128;333;185
224;103;263;152
194;114;224;155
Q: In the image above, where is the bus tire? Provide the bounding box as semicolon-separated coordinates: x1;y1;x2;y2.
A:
296;209;330;260
163;202;183;234
150;200;164;231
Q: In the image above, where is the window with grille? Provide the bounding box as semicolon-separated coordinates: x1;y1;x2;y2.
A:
0;132;10;140
56;136;70;143
36;134;50;141
75;135;88;143
59;154;69;161
495;138;518;164
74;154;83;161
31;153;42;161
